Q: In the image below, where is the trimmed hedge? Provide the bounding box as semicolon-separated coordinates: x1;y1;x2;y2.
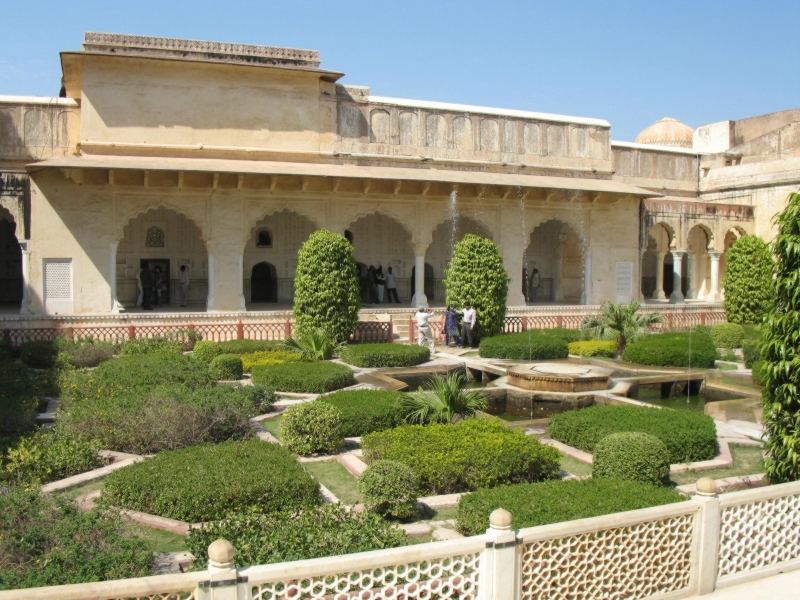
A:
710;323;745;349
529;328;584;343
192;340;222;363
209;354;243;380
218;339;281;354
280;402;344;456
57;382;272;454
188;504;405;569
20;340;58;369
568;340;616;358
547;405;716;463
592;432;670;485
339;343;430;368
752;360;767;386
362;418;561;494
0;361;39;436
102;439;321;522
2;433;103;487
0;488;152;591
317;389;406;437
622;333;716;368
251;361;354;393
241;350;302;373
456;478;684;536
358;460;418;520
119;337;183;355
479;332;569;360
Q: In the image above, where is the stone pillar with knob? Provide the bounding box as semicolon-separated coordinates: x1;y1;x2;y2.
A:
411;244;428;307
19;240;31;315
654;252;666;300
669;251;685;304
479;508;521;600
708;252;721;302
693;478;721;595
687;253;698;300
195;539;247;600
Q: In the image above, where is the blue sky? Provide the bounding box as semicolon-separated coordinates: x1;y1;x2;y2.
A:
2;0;798;141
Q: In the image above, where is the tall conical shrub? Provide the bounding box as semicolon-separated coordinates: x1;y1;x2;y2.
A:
722;234;774;324
762;192;800;483
293;229;360;343
444;234;508;339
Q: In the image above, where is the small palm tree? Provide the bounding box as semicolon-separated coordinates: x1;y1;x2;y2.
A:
581;301;663;358
399;370;486;424
281;328;345;361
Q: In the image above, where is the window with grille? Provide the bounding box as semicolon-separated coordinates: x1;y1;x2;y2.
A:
616;261;634;296
44;259;72;300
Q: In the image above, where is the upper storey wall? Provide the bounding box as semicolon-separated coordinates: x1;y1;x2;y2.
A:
611;142;699;196
0;97;80;169
331;87;613;175
78;56;330;153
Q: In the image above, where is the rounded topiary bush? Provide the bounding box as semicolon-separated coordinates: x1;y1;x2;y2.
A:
710;323;745;349
193;340;222;364
722;234;774;325
358;460;419;520
622;333;716;368
20;340;58;369
281;401;344;456
479;332;568;360
592;432;671;485
318;389;405;436
339;343;429;368
568;340;617;358
251;361;354;393
444;234;508;339
293;229;360;343
209;354;243;380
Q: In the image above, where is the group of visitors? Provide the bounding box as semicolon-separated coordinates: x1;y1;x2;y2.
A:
415;301;477;353
365;265;400;304
136;264;190;310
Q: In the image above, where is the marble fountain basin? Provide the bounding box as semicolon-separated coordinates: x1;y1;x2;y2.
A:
506;362;613;393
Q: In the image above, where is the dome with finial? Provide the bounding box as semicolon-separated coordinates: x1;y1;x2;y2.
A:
636;117;694;148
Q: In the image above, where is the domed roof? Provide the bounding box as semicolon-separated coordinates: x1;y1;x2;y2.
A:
635;117;694;148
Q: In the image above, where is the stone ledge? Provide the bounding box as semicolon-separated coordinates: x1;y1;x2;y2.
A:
40;454;144;493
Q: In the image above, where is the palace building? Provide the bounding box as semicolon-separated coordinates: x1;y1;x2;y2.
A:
0;33;798;316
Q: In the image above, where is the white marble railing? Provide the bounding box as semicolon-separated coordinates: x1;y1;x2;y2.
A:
3;479;799;600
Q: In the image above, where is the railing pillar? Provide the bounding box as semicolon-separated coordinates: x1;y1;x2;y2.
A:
284;319;292;339
3;329;9;344
667;312;673;331
522;316;527;331
556;315;563;328
409;318;416;344
701;312;706;326
237;321;244;340
479;508;521;600
693;478;721;595
128;325;136;340
195;539;246;600
387;321;393;343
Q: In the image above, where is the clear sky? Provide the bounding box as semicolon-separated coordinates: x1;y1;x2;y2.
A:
2;0;798;141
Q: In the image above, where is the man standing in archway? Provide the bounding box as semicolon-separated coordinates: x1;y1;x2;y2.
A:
529;268;540;303
179;265;189;307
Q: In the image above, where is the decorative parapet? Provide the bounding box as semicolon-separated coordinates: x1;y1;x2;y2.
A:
83;32;321;68
643;197;754;221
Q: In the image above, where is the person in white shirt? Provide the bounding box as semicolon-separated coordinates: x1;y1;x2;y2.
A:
458;301;477;347
385;267;400;303
415;306;436;353
179;265;190;307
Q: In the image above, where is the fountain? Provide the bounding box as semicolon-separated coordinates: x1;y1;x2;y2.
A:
506;362;613;393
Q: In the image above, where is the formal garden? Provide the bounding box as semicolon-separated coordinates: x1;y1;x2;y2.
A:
3;191;799;593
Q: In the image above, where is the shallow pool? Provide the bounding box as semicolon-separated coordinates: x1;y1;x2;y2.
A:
637;387;707;412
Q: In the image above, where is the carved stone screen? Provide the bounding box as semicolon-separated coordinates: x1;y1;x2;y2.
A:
44;258;72;300
146;226;165;247
616;261;634;302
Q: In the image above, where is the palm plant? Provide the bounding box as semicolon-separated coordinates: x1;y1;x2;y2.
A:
398;370;486;424
581;301;663;358
281;328;346;361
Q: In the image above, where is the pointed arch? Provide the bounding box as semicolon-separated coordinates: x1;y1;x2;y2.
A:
525;219;584;304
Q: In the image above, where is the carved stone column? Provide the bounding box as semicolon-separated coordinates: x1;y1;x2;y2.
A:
411;244;428;307
654;252;666;300
669;251;685;304
109;241;120;314
19;240;31;315
206;250;215;311
687;253;699;300
708;251;722;302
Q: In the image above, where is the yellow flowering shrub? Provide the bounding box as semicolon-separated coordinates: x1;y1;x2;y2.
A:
241;350;302;373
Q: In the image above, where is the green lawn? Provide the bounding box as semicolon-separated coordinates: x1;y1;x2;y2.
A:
303;460;362;505
259;415;282;440
56;479;105;500
560;454;592;477
671;444;765;486
716;363;739;371
426;506;458;522
131;524;188;553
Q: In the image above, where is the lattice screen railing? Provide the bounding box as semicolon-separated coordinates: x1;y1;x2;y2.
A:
718;486;800;580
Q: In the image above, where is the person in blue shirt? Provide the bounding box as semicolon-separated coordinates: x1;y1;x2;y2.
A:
444;304;461;348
